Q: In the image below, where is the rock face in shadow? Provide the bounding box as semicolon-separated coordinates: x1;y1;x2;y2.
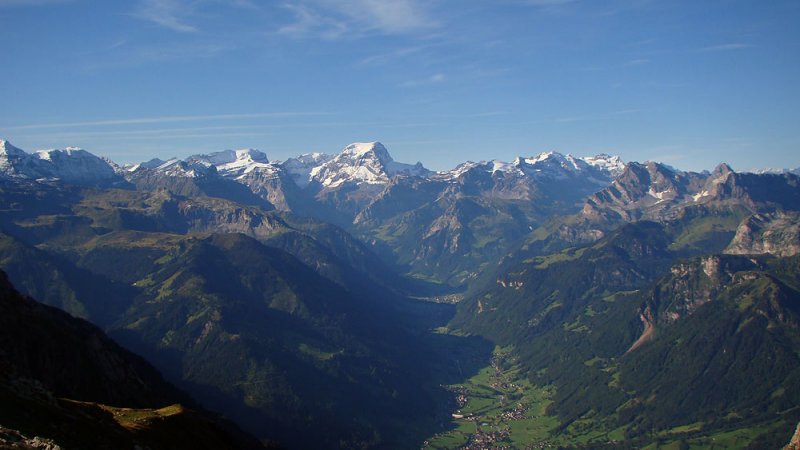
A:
0;271;183;407
0;270;265;450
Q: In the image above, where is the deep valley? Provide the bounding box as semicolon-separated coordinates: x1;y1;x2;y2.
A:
1;138;799;449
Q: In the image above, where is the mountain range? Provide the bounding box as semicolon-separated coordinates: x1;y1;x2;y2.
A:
1;136;799;448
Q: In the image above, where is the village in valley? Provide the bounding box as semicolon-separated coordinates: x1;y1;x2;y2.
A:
423;347;560;449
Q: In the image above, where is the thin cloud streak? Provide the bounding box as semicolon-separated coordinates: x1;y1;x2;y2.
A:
16;125;270;139
435;111;508;119
530;109;643;124
0;0;69;6
87;132;272;141
526;0;578;5
399;73;446;87
5;112;333;130
624;58;650;66
355;45;428;67
699;43;756;52
133;0;197;32
12;121;444;144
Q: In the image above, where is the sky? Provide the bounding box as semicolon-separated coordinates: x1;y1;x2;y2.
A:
0;0;798;172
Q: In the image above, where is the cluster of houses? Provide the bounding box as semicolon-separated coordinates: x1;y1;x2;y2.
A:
426;352;541;448
464;426;512;449
498;402;528;421
445;385;470;409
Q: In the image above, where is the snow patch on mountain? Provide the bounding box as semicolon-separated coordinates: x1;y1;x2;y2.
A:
126;158;167;172
146;158;215;178
582;154;626;176
436;151;625;184
309;142;430;188
186;149;276;178
0;140;118;184
437;161;481;180
0;140;26;171
283;152;334;188
745;166;800;176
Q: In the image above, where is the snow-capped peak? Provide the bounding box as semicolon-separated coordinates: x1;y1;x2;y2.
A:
524;151;558;165
436;151;624;184
188;148;269;166
0;139;26;157
235;148;268;162
517;152;586;173
0;141;118;184
152;148;275;179
127;158;167;172
34;147;88;161
342;142;391;160
146;158;216;178
186;148;269;166
308;142;429;188
582;153;626;176
282;152;334;188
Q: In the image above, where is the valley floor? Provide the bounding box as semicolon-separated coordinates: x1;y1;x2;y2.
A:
422;342;792;449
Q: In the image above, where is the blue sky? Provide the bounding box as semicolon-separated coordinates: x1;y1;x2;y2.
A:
1;0;798;171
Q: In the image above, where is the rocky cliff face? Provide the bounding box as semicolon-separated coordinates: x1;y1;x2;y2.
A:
582;161;708;222
785;422;800;450
634;253;800;346
644;255;760;325
725;211;800;257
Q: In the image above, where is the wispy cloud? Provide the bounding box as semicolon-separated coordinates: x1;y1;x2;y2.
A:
524;0;660;18
436;111;508;119
581;58;651;72
131;0;265;33
645;80;688;88
613;108;642;115
130;42;230;62
524;0;580;14
355;45;428;67
107;39;129;50
699;43;756;52
325;0;436;33
553;115;595;123
623;58;650;66
279;0;436;39
543;109;642;124
48;132;273;142
77;39;238;71
0;0;70;7
17;125;269;139
278;4;349;39
399;73;446;87
4;112;332;130
384;138;458;146
133;0;197;32
526;0;579;6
